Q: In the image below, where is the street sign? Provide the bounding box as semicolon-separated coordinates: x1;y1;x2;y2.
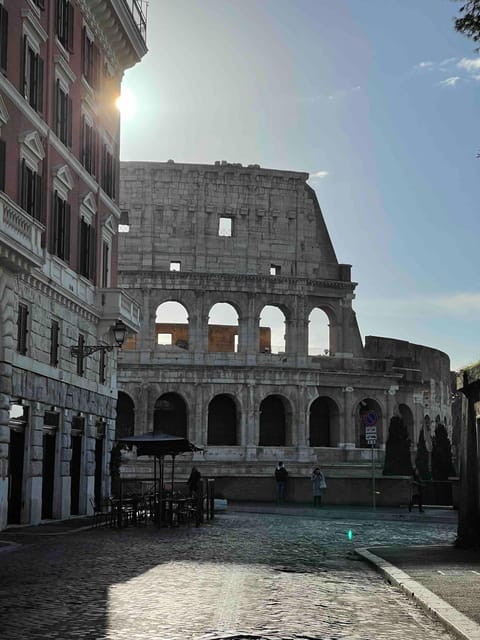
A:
365;426;377;439
363;411;378;426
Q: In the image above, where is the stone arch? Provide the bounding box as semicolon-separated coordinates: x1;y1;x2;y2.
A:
355;398;383;447
307;305;335;356
309;396;339;447
208;302;239;352
207;394;238;445
398;403;414;443
116;391;135;439
258;305;287;354
259;394;292;446
153;392;188;438
155;301;190;349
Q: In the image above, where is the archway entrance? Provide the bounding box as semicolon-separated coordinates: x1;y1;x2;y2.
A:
259;395;287;446
154;393;187;438
208;395;237;445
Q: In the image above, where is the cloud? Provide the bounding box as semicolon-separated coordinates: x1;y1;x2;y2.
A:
457;57;480;73
310;170;329;180
438;76;460;88
415;61;434;70
473;75;480;82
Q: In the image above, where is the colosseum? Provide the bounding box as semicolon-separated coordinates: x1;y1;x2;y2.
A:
116;160;452;505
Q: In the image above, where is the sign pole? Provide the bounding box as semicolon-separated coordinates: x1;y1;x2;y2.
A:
371;443;376;511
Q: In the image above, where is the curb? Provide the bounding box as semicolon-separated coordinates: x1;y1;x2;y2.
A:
355;547;480;640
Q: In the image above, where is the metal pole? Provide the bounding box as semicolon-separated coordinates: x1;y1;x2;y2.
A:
372;443;376;511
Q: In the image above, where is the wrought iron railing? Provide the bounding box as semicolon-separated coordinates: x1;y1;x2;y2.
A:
124;0;148;42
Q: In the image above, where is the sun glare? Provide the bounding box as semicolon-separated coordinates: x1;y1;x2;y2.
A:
116;87;137;120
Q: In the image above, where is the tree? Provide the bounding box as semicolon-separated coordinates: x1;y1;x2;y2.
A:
431;423;456;480
383;416;412;476
415;429;431;481
454;1;480;48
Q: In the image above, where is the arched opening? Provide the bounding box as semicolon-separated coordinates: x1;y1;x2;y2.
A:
259;395;288;446
399;404;414;443
356;398;383;447
116;392;135;439
208;303;239;352
309;397;339;446
155;301;189;349
207;394;238;445
308;308;330;356
154;393;187;438
259;305;286;354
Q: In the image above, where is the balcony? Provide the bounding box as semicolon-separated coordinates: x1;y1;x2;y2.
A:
0;193;44;273
90;0;148;70
95;288;141;335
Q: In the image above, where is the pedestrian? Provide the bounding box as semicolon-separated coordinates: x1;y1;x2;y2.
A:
274;461;288;502
408;465;424;513
187;466;201;497
310;466;327;507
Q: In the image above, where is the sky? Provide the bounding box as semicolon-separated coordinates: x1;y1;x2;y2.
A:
119;0;479;371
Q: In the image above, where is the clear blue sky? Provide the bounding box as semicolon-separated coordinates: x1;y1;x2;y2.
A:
119;0;479;371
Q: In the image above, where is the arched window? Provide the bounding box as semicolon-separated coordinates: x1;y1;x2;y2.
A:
155;301;189;349
308;308;330;356
207;395;238;445
309;397;339;447
154;393;187;438
208;303;239;352
259;395;287;446
116;392;135;439
259;305;286;354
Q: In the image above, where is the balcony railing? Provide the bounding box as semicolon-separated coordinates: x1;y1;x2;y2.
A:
124;0;148;42
0;193;44;273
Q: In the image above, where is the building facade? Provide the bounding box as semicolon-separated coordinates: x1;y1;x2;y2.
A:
0;0;147;530
117;161;452;504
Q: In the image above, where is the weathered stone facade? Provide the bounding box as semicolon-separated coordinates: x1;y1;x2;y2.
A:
117;161;452;504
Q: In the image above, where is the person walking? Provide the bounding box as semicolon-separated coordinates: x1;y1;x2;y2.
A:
409;465;424;512
187;466;201;497
274;461;288;503
311;466;327;507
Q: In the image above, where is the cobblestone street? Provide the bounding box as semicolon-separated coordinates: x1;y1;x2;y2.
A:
0;509;458;639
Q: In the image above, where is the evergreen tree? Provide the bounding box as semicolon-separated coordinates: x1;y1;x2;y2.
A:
383;416;412;475
431;423;456;480
415;429;431;481
454;1;480;49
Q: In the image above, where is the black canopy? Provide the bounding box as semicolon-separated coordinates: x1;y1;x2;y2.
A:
118;431;202;458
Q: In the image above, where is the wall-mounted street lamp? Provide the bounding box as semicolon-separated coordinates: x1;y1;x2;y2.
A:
70;319;128;359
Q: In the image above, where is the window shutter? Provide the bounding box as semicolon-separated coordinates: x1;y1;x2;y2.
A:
67;94;72;147
89;224;96;281
67;1;74;52
19;158;26;209
0;7;8;73
80;115;85;165
50;191;58;254
35;173;43;221
0;139;5;191
54;79;60;136
81;26;86;76
64;201;71;262
37;56;44;112
21;35;27;98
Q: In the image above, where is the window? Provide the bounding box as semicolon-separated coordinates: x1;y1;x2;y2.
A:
0;6;8;75
81;116;97;176
56;0;74;52
17;303;29;355
99;349;106;384
50;320;59;366
270;265;280;276
50;191;71;262
76;334;85;376
82;27;99;88
170;261;181;272
55;80;72;146
78;216;96;281
118;210;129;233
101;240;110;287
21;36;44;112
218;217;232;236
0;139;5;191
20;159;42;220
101;143;116;199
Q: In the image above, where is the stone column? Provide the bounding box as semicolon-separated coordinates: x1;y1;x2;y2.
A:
245;382;257;460
26;401;44;525
339;387;356;448
137;289;153;350
0;364;12;531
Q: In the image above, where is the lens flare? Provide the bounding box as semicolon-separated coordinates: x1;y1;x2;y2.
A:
116;87;137;120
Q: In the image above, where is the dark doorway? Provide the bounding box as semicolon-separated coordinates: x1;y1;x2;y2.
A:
208;395;237;445
154;393;187;438
309;398;331;446
259;396;286;446
116;392;135;439
7;428;25;524
41;432;56;519
94;437;103;506
70;434;82;515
